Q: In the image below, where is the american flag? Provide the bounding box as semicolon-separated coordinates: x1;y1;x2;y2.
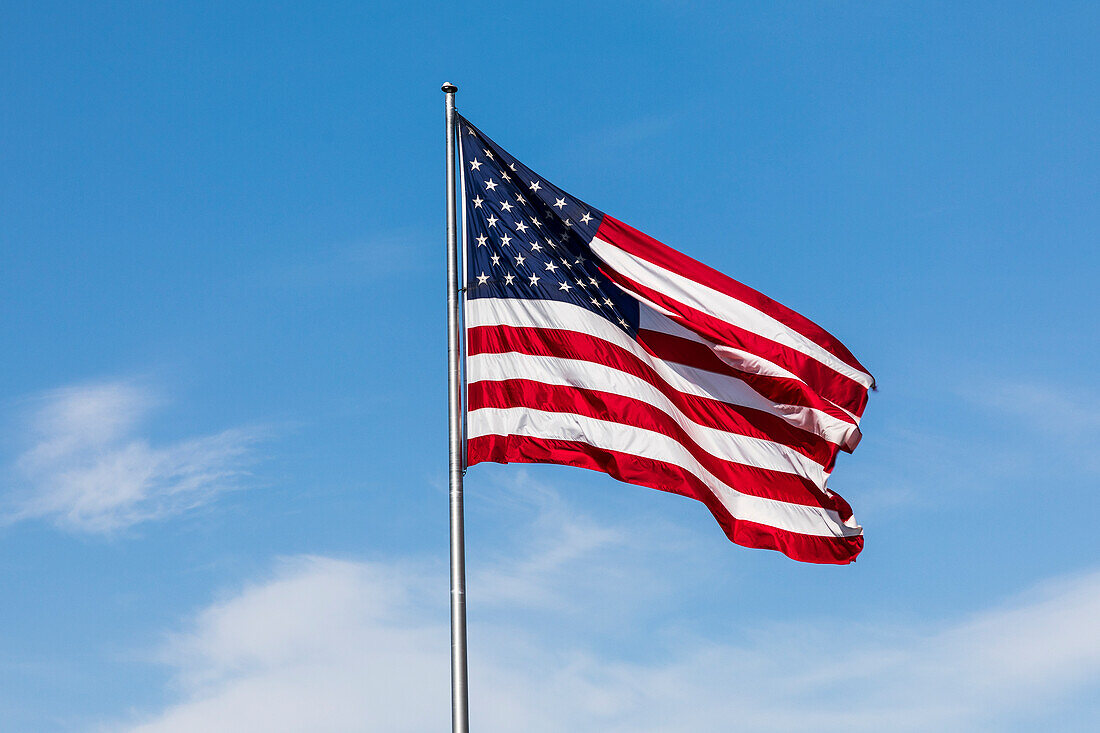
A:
459;114;874;564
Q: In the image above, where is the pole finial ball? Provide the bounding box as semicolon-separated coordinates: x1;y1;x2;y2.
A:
441;82;458;93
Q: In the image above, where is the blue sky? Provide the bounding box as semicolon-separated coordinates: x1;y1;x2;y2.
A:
2;1;1098;730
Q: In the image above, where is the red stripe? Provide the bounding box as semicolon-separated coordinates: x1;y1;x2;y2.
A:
468;434;863;565
469;379;845;511
598;262;870;418
468;324;840;467
638;328;859;429
596;215;872;378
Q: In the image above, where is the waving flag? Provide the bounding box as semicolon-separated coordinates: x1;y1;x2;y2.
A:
459;114;874;564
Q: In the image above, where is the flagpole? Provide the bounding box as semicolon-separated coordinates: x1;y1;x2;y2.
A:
442;81;470;733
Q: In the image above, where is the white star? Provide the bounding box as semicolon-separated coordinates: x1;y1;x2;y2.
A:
544;261;558;273
504;273;515;285
561;258;572;269
475;234;488;247
484;179;498;191
531;217;542;228
516;194;526;204
590;297;600;306
529;181;541;192
580;212;593;224
588;277;598;286
500;233;512;247
469;159;482;171
619;318;629;328
515;221;529;233
528;273;540;286
500;200;514;213
466;126;476;136
553;197;567;209
501;170;510;181
563;219;571;227
476;272;490;285
509;163;517;171
483;148;494;160
486;214;499;228
558;281;572;292
490;253;501;266
529;241;542;252
472;196;483;208
603;297;613;306
515;254;526;266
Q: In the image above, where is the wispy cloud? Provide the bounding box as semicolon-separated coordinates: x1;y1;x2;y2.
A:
259;229;432;290
565;110;687;161
4;381;263;533
105;485;1100;732
966;377;1100;474
589;111;685;150
845;374;1100;515
468;470;626;609
973;378;1100;440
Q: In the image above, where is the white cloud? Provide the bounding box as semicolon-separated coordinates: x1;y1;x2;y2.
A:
105;483;1100;733
5;381;261;533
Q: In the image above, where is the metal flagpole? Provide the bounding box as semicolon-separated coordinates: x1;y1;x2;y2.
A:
442;81;470;733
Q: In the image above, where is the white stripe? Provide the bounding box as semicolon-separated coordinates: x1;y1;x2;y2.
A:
468;406;860;538
467;297;857;447
470;350;830;481
641;307;807;383
640;307;863;428
590;237;875;389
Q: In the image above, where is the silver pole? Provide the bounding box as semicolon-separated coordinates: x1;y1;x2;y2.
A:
442;81;470;733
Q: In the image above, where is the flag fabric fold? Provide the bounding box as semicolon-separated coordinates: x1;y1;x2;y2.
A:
458;114;873;564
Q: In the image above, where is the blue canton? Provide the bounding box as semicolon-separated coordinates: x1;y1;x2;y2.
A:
458;114;639;335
